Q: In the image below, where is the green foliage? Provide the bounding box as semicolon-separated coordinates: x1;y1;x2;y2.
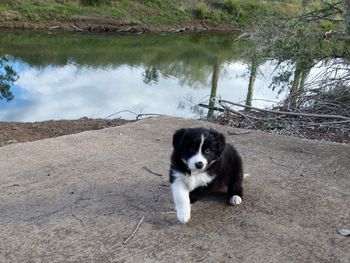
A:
0;56;17;102
319;21;336;31
221;0;237;15
192;2;210;20
82;0;110;6
0;0;330;28
210;10;223;25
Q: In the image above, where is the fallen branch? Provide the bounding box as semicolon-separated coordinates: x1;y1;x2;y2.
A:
104;110;163;120
198;103;224;112
219;99;350;120
71;25;84;32
219;103;257;129
104;110;138;119
123;216;144;245
299;120;350;126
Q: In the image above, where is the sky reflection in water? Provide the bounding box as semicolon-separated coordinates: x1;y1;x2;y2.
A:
0;33;285;122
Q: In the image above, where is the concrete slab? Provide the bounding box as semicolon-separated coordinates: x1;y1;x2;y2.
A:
0;117;349;263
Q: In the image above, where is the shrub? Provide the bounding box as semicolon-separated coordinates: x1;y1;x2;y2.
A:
222;0;238;15
82;0;110;6
192;2;210;20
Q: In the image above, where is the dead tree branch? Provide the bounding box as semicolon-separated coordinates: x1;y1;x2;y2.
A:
218;99;350;120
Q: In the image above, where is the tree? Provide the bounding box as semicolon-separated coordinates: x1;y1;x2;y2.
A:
344;0;350;34
245;57;258;108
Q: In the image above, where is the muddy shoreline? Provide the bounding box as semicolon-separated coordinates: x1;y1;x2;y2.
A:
0;15;241;34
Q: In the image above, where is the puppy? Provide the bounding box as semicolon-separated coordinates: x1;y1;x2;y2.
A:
169;127;244;224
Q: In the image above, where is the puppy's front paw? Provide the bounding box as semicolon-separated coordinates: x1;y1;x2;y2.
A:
229;195;242;206
176;206;191;224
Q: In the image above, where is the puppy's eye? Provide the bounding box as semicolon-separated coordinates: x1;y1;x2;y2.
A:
204;148;211;154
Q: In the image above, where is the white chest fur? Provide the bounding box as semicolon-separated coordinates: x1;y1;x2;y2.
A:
172;170;215;192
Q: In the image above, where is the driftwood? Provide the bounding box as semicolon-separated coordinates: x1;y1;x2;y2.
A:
198;103;224;112
219;104;257;128
218;99;350;121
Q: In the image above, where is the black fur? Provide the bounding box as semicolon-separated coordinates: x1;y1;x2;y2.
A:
169;127;243;204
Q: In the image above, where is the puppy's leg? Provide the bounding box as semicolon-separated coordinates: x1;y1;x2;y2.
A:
189;188;204;204
171;178;191;223
227;172;243;206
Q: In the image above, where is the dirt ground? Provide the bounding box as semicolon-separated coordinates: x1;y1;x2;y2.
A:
0;117;349;262
0;117;348;148
0;118;131;147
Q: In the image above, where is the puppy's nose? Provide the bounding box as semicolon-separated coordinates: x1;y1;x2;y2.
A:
195;161;204;169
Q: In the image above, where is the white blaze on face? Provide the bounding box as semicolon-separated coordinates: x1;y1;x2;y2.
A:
187;134;208;170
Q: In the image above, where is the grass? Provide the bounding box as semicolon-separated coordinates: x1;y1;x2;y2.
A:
1;0;127;21
0;0;327;29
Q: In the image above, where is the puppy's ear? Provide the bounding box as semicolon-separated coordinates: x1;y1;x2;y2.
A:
210;128;225;153
172;128;186;149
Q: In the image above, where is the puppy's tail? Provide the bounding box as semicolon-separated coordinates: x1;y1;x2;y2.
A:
243;173;250;179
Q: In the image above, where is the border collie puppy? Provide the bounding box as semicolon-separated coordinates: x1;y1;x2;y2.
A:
169;127;243;224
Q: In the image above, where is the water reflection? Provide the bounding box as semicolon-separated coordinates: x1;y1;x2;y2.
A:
0;56;17;102
0;32;284;121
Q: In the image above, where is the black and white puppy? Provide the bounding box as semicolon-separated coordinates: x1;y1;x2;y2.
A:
169;127;244;224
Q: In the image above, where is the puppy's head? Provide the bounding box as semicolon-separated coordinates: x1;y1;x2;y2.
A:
172;127;225;172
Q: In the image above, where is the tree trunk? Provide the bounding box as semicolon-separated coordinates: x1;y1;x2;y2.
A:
344;0;350;35
286;64;302;109
207;58;220;118
245;59;257;110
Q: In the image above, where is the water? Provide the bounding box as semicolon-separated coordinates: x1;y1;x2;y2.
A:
0;32;285;122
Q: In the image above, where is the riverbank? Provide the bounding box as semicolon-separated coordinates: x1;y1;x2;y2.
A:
1;116;349;148
0;118;131;147
0;0;301;33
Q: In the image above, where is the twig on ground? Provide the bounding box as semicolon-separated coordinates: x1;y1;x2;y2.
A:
297;146;312;154
72;212;86;227
123;216;144;245
158;211;176;214
104;110;138;119
269;157;291;168
136;113;163;120
227;130;252;135
105;111;163;120
143;166;162;176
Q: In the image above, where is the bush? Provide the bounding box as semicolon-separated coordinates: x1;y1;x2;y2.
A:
222;0;238;15
82;0;110;6
192;2;210;20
